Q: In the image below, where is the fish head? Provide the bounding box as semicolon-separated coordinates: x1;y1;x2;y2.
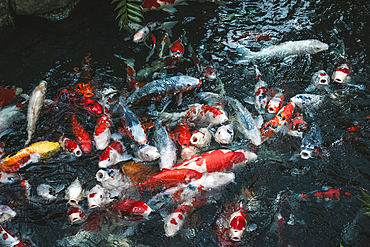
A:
37;184;57;202
215;125;234;145
307;40;329;54
267;93;284;114
190;129;212;147
180;145;198;159
133;27;149;43
0;171;20;184
176;76;202;91
98;147;117;168
67;205;86;224
202;67;217;81
312;70;330;86
300;146;315;159
88;185;106;209
137;144;160;161
0;205;16;223
228;210;247;242
332;63;351;84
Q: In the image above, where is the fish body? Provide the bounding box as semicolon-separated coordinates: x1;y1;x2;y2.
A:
173;149;257;173
164;198;208;237
139;168;203;193
299;187;357;201
96;168;133;197
141;0;185;12
80;97;103;115
25;80;47;146
0;224;26;247
0;104;23;136
98;141;132;168
59;134;82;157
266;92;284;114
226;97;262;146
36;184;57;203
133;21;178;43
65;177;83;205
153;114;177;170
126;76;201;105
190;127;212;148
72;115;91;153
254;76;268;114
300;124;322;159
214;124;234;145
306;70;330;92
228;206;247;242
133;143;160;162
67;205;86;224
0;205;16;223
261;102;295;141
290;94;323;112
108;199;152;220
287;113;307;138
0;141;60;173
169;122;191;149
185;103;228;127
148;172;235;207
118;96;147;145
332;61;351;84
235;39;329;63
94;113;112;150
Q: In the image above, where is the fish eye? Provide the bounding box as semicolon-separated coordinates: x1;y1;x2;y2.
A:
107;158;111;162
146;153;149;156
100;195;103;198
227;129;233;135
316;46;321;50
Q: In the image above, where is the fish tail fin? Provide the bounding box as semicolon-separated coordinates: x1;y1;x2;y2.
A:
160;21;178;37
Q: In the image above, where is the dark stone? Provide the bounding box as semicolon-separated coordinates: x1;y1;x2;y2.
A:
0;0;13;26
9;0;76;15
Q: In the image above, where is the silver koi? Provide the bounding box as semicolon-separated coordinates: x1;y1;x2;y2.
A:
300;124;323;159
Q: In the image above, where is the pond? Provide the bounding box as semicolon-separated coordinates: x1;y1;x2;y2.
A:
1;0;370;246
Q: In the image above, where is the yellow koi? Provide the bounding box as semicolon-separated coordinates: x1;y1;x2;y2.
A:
0;141;60;172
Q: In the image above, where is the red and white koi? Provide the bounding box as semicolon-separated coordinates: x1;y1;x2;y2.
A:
25;80;47;146
170;38;185;59
141;0;185;13
87;184;112;209
139;168;203;193
133;21;178;43
287;112;307;138
169;122;191;149
0;142;4;159
266;92;284;114
306;70;330;92
126;75;201;105
106;199;152;221
148;172;235;207
190;127;213;148
94;113;112;150
79;97;103;115
332;60;351;84
173;149;257;174
72;114;91;153
59;134;82;157
253;66;268;114
0;224;26;247
261;102;295;142
0;205;16;223
228;203;247;242
98;141;132;168
164;198;208;237
67;204;86;224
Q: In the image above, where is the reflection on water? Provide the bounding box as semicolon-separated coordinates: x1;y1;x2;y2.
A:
1;0;370;246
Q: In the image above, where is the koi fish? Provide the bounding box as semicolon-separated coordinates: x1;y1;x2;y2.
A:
173;149;257;174
306;70;330;93
25;80;47;146
245;65;269;114
261;102;295;141
139;168;203;193
0;104;23;138
2;152;40;174
228;203;247;242
300;124;324;159
118;96;147;145
152;109;177;170
88;184;111;209
225;96;262;146
133;21;178;43
59;134;82;157
72;114;92;153
80;97;103;115
65;177;83;205
287;113;307;138
0;224;26;247
0;142;4;159
141;0;185;13
180;145;198;160
169;122;191;148
106;199;152;221
290;94;323;114
36;184;57;203
299;187;361;201
190;128;212;148
0;86;22;107
266;92;284;114
132;143;160;162
98;141;132;168
126;75;201;105
0;171;19;184
233;39;329;64
164;198;208;237
73;78;94;98
170;38;185;59
0;205;16;223
214;124;234;145
332;60;351;84
94;113;112;150
148;172;235;207
67;204;86;224
0;140;60;173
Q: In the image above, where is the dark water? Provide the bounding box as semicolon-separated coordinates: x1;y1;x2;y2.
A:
1;0;370;246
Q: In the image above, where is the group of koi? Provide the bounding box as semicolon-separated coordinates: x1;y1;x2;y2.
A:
1;3;368;246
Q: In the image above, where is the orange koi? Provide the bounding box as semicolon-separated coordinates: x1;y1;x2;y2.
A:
73;79;94;98
169;122;191;148
72;115;91;153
